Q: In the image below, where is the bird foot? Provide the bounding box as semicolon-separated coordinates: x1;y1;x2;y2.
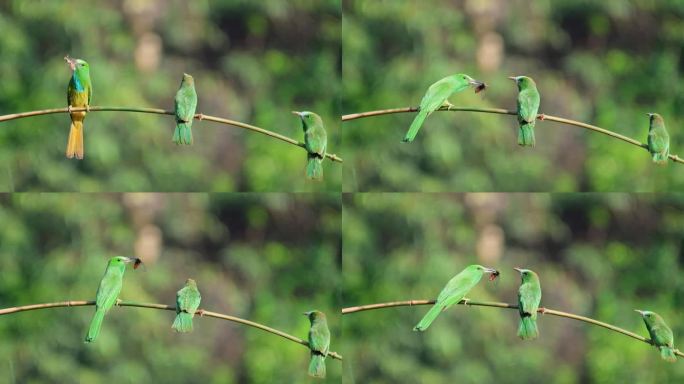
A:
85;105;90;112
197;113;204;121
539;307;547;314
67;105;73;113
537;113;546;121
115;299;122;306
462;298;471;306
197;309;205;317
441;101;455;110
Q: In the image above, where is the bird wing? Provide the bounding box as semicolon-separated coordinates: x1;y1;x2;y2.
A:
177;286;201;313
651;322;675;347
95;271;123;312
517;87;540;123
175;87;198;123
87;80;93;105
419;78;456;115
435;269;481;308
309;324;331;354
648;130;669;154
518;282;541;316
306;125;327;156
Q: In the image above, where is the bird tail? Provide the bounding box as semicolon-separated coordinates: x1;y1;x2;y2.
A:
518;122;535;147
308;353;326;378
85;308;105;343
652;151;669;165
403;110;429;142
173;122;193;145
66;119;84;159
172;312;194;333
660;346;677;362
413;304;443;331
306;154;323;180
517;316;539;340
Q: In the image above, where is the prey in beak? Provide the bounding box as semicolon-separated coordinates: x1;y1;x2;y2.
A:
64;55;77;71
470;79;487;94
484;267;500;281
133;257;145;270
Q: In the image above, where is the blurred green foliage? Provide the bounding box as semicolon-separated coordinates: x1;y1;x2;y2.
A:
0;0;341;192
0;193;341;383
343;0;684;192
343;193;684;383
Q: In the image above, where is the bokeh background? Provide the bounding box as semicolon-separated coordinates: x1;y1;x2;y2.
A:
342;0;684;192
343;193;684;383
0;193;341;383
0;0;341;192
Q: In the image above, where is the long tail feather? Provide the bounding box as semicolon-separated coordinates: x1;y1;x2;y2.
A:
660;346;677;362
66;120;84;159
518;316;539;340
85;308;105;343
306;154;323;180
653;152;669;165
518;122;535;147
403;110;429;142
173;122;193;145
413;304;444;331
308;353;326;378
172;312;194;333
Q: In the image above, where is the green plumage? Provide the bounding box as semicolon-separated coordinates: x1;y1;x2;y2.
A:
636;310;677;362
85;256;135;343
305;310;330;378
173;73;198;145
510;76;540;147
647;113;669;164
414;264;498;331
403;74;484;142
172;278;202;333
294;111;327;180
515;268;542;340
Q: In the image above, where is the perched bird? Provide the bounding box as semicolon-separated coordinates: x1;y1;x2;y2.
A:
85;256;136;342
647;113;670;165
305;310;331;378
64;56;92;159
636;310;677;362
514;267;542;340
509;75;540;147
172;278;202;333
293;111;327;180
403;74;485;142
413;264;499;331
173;73;198;145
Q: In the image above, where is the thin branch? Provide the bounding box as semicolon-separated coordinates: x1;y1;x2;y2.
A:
0;300;342;360
342;299;683;358
0;106;342;163
342;106;684;164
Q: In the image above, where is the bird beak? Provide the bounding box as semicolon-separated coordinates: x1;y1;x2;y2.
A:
292;111;304;117
470;80;485;87
646;113;653;117
635;309;645;316
64;55;76;71
508;76;517;81
483;267;498;274
122;257;136;264
303;311;312;316
513;267;523;273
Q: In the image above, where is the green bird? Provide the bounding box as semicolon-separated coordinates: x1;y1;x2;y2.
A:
636;310;677;362
293;111;327;180
509;75;541;147
305;310;330;378
172;278;202;333
414;264;498;331
85;256;136;343
514;267;542;340
403;74;485;142
64;55;92;159
173;73;198;145
647;113;670;165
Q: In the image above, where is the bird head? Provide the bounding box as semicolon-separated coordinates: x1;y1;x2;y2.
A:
182;73;194;85
303;310;326;322
646;113;664;124
514;267;539;282
508;75;535;89
64;55;89;73
635;309;653;318
109;256;136;267
292;111;323;129
186;278;197;287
